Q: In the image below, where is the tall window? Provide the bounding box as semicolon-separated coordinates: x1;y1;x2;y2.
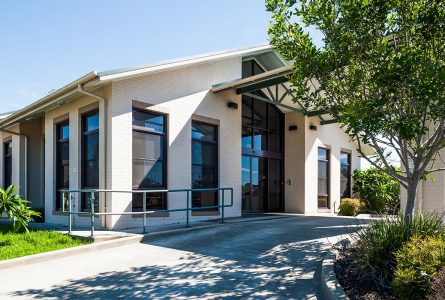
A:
242;97;283;154
56;122;69;211
132;108;167;211
318;148;330;209
340;152;352;199
81;110;99;211
3;141;12;188
192;122;218;210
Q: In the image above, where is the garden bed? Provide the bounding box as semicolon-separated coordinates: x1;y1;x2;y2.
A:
0;224;91;260
335;249;395;300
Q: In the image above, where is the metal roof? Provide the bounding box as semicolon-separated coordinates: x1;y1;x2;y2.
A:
0;44;278;128
97;44;275;81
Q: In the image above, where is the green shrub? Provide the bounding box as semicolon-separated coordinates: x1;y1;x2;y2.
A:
348;213;445;289
428;268;445;300
393;236;445;300
0;185;41;232
338;198;363;216
353;167;400;214
31;207;45;223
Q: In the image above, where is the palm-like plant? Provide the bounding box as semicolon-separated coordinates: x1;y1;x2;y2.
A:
0;185;41;232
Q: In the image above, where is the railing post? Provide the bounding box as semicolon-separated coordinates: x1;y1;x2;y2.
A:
221;189;225;224
90;192;95;238
186;190;190;228
68;192;72;234
143;192;147;234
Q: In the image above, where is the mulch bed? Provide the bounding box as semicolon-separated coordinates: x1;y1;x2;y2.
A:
334;249;396;300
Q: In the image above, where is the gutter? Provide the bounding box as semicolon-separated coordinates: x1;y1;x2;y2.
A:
0;72;98;129
0;129;27;199
77;84;107;228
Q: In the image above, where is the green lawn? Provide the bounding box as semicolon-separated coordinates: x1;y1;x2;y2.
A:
0;224;91;261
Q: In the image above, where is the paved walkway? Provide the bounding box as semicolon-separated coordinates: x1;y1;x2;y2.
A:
0;215;366;299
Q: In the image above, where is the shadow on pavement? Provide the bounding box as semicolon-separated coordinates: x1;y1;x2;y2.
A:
10;216;370;299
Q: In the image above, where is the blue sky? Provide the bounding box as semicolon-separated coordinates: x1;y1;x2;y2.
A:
0;0;275;113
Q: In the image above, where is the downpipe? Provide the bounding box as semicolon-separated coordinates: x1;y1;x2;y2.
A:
77;84;108;229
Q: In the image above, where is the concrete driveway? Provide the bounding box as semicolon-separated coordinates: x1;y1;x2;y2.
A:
0;215;365;299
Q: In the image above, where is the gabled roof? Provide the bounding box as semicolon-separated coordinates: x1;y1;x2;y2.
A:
98;44;275;81
0;44;279;128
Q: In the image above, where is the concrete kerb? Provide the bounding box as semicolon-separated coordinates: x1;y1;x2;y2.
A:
0;222;225;270
0;233;144;270
320;239;350;300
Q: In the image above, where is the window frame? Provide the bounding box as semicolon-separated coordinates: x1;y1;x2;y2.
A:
241;95;284;159
191;120;219;210
131;108;168;212
55;120;70;211
340;151;352;199
81;109;100;212
317;147;330;209
3;140;12;188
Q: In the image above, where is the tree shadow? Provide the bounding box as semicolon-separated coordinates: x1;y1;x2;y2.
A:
10;216;368;299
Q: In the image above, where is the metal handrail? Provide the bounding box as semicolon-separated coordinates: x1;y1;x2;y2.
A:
59;187;234;237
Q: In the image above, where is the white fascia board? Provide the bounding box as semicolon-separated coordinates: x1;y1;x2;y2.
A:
98;45;273;82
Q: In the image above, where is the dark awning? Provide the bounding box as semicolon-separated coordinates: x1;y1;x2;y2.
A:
211;66;336;125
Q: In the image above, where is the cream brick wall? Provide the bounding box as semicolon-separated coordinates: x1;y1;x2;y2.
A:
44;85;112;227
3;54;371;230
303;117;361;214
284;111;306;213
109;57;242;229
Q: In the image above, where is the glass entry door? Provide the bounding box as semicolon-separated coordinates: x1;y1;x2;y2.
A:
242;155;282;213
242;156;266;213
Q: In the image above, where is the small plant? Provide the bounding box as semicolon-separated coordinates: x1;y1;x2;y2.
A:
353;167;401;214
392;236;445;300
428;268;445;300
348;213;445;290
0;185;41;232
338;198;363;216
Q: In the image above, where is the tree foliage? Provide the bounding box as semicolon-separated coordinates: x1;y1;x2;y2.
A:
266;0;445;217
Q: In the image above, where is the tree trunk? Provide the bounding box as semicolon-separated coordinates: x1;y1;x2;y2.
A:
404;179;419;222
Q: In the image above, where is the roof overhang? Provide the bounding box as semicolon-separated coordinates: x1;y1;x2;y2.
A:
0;72;106;128
211;67;375;155
211;66;336;124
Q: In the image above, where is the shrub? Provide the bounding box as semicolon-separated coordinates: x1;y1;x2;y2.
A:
348;213;445;290
338;198;363;216
31;207;45;223
428;268;445;300
353;167;400;214
392;236;445;300
0;185;41;232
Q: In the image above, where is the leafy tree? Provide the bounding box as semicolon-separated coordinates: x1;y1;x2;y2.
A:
0;185;40;232
266;0;445;219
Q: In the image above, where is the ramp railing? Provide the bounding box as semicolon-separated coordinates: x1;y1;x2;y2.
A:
59;187;234;237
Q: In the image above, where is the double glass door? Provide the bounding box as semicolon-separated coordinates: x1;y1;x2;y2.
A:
242;156;282;213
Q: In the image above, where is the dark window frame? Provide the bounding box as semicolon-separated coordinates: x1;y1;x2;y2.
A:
242;95;284;159
340;151;352;199
81;109;100;212
3;140;12;188
191;120;219;210
131;108;168;211
55;121;69;211
318;147;330;209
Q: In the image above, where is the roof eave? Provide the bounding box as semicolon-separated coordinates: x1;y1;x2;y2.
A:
0;71;98;128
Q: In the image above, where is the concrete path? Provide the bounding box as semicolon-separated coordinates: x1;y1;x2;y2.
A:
0;215;366;299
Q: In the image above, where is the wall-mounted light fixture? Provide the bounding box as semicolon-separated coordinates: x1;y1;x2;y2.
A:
288;125;298;131
309;124;317;131
227;102;238;110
